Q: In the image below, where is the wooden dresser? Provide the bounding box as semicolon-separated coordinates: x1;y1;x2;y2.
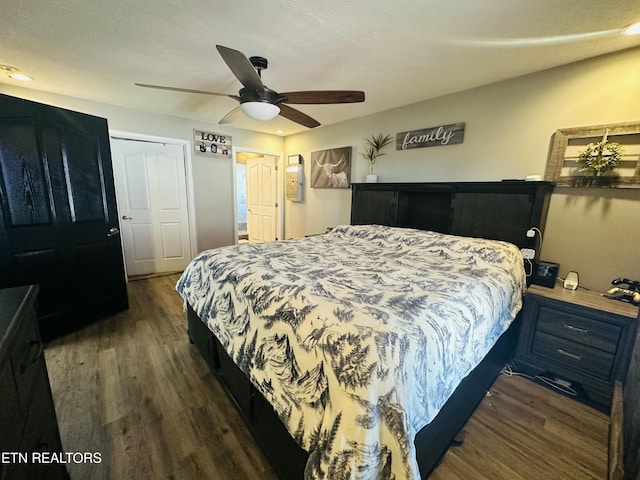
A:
0;285;68;480
514;284;638;409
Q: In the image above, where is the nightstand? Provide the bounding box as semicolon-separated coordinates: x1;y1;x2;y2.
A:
514;284;638;409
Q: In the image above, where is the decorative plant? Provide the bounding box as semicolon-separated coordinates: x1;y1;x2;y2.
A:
577;130;623;176
361;133;393;174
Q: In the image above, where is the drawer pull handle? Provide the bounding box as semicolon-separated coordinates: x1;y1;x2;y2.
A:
563;323;588;334
557;348;583;361
20;339;44;373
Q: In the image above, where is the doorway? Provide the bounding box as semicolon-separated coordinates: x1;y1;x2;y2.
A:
110;132;197;277
234;148;282;244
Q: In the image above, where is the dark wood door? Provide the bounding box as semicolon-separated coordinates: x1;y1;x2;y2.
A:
0;93;128;340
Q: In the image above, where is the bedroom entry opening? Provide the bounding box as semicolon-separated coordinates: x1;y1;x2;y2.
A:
110;133;196;278
234;149;282;244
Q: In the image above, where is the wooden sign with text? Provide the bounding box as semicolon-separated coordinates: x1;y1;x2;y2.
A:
194;129;232;159
396;123;465;150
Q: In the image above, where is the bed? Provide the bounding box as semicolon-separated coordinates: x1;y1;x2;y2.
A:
176;224;527;480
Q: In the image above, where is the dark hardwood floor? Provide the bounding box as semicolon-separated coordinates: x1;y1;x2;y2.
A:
44;273;609;480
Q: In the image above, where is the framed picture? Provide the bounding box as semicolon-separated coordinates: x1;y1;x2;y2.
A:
310;146;351;189
544;122;640;188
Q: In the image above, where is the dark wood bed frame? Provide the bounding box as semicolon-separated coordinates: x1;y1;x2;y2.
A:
186;180;554;479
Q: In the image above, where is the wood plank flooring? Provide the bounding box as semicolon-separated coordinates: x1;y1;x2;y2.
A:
44;273;609;480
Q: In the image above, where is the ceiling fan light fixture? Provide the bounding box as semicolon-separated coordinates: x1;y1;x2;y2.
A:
137;46;363;128
240;101;280;121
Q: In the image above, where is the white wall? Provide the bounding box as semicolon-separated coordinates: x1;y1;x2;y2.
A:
283;47;640;292
0;84;284;253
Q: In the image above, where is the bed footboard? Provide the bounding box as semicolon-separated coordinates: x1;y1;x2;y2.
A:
187;303;522;479
414;314;522;476
187;304;307;479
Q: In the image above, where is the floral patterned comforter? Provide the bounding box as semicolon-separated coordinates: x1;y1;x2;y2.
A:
176;224;525;480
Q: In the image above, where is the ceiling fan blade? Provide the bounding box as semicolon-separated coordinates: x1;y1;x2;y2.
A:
216;45;264;92
280;90;365;104
278;104;321;128
219;106;243;125
135;83;237;98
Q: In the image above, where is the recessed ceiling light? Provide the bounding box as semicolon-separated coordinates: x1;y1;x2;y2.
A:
275;129;285;135
623;22;640;35
9;73;33;82
0;65;34;81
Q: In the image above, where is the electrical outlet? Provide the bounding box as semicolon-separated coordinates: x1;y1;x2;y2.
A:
521;248;535;260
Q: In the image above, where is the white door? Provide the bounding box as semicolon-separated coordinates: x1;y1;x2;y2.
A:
111;139;191;276
247;155;277;243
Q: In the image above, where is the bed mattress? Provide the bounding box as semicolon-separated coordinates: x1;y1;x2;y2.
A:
176;224;525;480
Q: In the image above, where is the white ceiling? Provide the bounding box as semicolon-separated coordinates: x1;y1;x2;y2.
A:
2;0;640;136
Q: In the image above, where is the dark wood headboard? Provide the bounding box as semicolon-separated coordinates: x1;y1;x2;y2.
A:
351;181;554;261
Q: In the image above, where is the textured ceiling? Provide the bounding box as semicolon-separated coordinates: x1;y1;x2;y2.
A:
1;0;639;135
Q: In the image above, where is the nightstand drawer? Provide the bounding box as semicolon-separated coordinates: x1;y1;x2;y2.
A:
536;306;620;353
532;331;614;378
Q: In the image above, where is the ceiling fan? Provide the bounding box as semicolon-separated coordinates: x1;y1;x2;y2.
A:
136;45;365;128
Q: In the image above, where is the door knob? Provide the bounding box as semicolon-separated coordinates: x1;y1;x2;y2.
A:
122;215;132;220
107;227;120;237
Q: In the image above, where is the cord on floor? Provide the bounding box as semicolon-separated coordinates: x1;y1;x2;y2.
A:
501;360;577;396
